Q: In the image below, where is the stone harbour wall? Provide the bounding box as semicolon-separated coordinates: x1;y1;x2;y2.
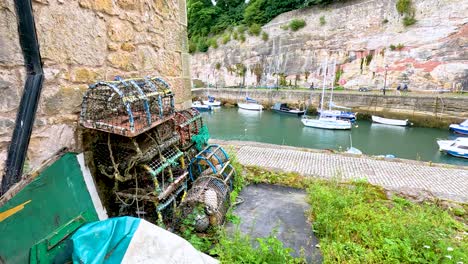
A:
191;0;468;92
192;88;468;127
0;0;191;174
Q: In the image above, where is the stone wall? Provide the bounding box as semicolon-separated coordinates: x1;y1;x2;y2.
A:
191;0;468;92
192;88;468;127
0;0;191;174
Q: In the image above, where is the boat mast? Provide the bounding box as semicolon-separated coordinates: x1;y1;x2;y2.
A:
329;58;336;111
319;57;328;114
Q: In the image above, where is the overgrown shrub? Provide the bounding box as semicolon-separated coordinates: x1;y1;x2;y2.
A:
221;34;231;44
239;34;246;43
197;38;209;52
289;19;306;31
319;15;326;26
248;23;262;36
403;16;417;26
207;38;218;49
261;31;269;41
390;44;405;51
396;0;417;27
237;24;247;34
233;31;239;40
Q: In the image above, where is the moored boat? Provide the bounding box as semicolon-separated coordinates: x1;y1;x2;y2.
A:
192;101;212;112
437;137;468;159
202;95;221;107
272;103;305;116
449;119;468;135
238;97;263;111
372;116;410;126
318;109;356;122
301;115;352;130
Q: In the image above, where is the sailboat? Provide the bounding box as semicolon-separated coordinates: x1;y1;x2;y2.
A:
317;59;357;122
237;81;263;111
202;95;221;106
302;58;352;130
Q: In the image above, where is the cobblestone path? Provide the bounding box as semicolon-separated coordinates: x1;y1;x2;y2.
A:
214;140;468;203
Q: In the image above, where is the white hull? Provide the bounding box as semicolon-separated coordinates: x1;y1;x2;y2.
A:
437;138;468;159
372;116;409;126
202;100;221;106
238;103;263;111
301;117;352;130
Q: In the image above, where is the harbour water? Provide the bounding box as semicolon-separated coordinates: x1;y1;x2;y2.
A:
201;107;467;166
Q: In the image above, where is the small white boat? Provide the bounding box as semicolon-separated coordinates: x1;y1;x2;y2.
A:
437;137;468;159
301;115;352;130
372;116;410;126
202;96;221;107
238;97;263;111
346;147;363;155
191;101;212;112
345;135;362;154
449;119;468;135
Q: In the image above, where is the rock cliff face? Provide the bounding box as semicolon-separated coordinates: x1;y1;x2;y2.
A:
0;0;191;173
191;0;467;91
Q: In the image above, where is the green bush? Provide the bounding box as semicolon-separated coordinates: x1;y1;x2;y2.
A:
237;24;247;34
239;34;246;43
403;16;417;26
248;23;262;36
289;19;306;31
261;31;269;41
196;38;209;52
207;38;218;49
211;230;306;263
188;40;197;53
308;180;468;263
319;15;326;26
233;31;239;40
396;0;412;15
221;33;231;44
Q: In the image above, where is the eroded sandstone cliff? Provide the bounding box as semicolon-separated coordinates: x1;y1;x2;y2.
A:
191;0;467;91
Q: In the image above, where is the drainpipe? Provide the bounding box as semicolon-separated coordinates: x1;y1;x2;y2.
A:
1;0;44;195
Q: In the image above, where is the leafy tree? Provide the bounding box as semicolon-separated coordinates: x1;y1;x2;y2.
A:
244;0;268;25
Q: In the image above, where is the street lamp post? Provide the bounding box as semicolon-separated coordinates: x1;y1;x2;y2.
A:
383;64;388;95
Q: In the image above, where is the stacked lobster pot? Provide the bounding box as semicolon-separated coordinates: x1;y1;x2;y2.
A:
177;145;237;232
81;77;208;226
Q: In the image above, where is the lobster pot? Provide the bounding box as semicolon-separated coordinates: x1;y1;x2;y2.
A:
173;109;203;149
189;145;230;181
177;176;230;232
90;125;180;181
80;77;175;137
114;168;189;225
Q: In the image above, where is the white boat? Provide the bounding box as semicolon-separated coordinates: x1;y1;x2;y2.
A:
191;101;212;112
449;119;468;135
301;58;352;130
437;137;468;159
345;135;362;154
238;97;263;111
202;96;221;107
301;115;352;130
372;116;410;126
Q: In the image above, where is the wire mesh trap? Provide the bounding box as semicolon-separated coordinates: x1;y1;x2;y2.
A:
176;176;231;232
173;108;203;149
189;145;231;181
80;77;175;137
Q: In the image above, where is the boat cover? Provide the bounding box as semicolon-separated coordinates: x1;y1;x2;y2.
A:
71;217;218;264
461;119;468;127
246;97;258;103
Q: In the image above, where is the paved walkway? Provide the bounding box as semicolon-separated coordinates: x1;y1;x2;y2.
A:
212;140;468;203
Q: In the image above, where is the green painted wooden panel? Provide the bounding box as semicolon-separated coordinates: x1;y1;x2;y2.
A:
0;153;99;264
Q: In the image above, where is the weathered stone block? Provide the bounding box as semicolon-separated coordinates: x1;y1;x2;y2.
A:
108;18;135;42
71;67;101;83
121;42;136;52
36;1;107;66
108;52;136;71
117;0;138;10
79;0;115;15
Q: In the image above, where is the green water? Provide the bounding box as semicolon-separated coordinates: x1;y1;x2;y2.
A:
201;107;467;166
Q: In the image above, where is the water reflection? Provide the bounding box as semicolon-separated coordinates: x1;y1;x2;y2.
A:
201;107;467;166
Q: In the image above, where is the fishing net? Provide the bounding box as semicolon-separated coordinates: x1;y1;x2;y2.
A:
191;125;210;151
